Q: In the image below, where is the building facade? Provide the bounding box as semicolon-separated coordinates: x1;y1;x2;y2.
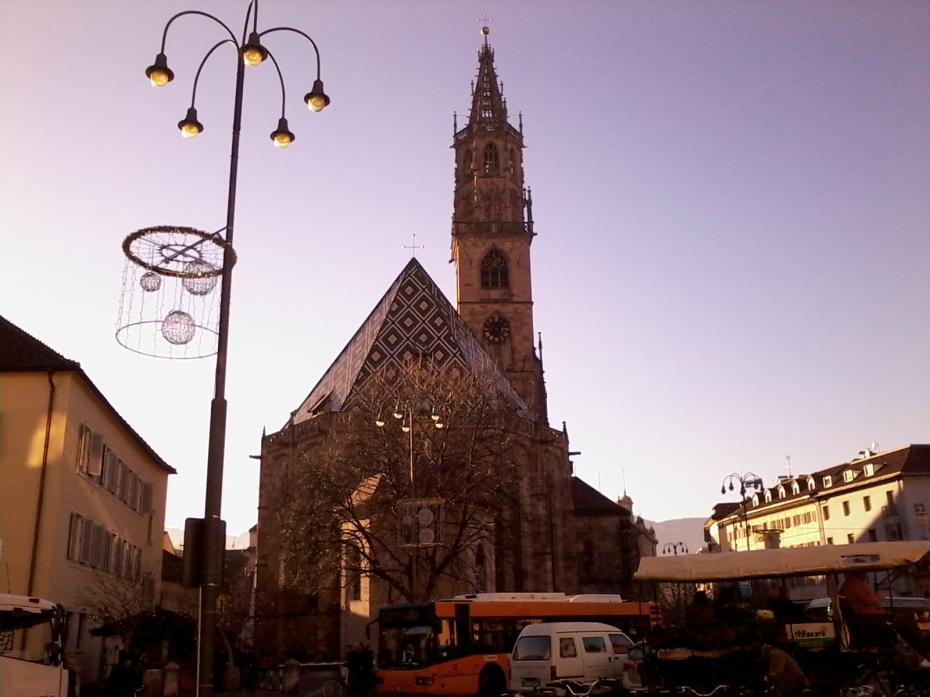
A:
0;315;174;684
708;445;930;595
253;31;649;662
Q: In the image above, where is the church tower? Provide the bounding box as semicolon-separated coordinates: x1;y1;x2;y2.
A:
451;27;547;423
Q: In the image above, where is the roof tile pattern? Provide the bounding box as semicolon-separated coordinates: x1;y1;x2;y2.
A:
294;259;530;423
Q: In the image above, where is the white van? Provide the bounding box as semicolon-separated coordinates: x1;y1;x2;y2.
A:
508;622;636;693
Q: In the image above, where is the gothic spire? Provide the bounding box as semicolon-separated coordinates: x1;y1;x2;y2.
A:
468;26;507;129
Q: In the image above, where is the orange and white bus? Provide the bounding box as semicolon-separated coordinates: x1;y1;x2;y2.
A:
375;593;659;697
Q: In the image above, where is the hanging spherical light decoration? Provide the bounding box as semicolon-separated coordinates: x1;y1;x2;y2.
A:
140;271;162;292
181;260;218;296
161;310;196;345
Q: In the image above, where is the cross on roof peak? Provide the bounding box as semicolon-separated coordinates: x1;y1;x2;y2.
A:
402;233;425;258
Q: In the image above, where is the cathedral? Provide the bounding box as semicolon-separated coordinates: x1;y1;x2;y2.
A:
253;29;655;661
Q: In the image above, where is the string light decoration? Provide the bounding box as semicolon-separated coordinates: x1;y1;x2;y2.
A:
116;225;234;358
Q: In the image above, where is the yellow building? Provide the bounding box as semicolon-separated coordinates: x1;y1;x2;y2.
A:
0;315;174;683
709;445;930;598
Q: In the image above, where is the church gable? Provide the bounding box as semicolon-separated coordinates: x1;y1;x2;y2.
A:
294;258;531;424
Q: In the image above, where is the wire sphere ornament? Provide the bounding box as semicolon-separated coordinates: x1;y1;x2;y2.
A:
161;310;196;345
182;260;219;296
116;225;234;359
140;271;162;292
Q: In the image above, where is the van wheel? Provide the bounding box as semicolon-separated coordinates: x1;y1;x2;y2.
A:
478;665;506;697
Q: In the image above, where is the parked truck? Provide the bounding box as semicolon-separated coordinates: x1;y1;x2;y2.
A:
0;594;73;697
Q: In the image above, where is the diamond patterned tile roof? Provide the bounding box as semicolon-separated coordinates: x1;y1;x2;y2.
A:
292;258;531;424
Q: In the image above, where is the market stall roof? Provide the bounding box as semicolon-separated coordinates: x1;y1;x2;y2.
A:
635;541;930;582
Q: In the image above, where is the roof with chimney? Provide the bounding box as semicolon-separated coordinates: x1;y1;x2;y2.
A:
717;444;930;523
291;258;531;424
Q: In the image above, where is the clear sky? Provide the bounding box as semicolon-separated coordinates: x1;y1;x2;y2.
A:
2;1;928;537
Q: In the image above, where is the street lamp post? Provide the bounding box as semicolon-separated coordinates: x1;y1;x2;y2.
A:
720;472;764;552
142;5;329;696
376;402;444;600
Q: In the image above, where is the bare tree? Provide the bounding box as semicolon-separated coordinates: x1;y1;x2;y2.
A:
276;359;523;602
78;569;157;626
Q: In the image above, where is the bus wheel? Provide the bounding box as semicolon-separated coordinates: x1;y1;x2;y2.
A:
478;665;506;697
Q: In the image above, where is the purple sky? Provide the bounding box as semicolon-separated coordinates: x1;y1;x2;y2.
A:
2;1;928;538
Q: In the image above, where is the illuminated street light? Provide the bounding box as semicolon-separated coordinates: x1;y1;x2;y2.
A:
136;4;331;695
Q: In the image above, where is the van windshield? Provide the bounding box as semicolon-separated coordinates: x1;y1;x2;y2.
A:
513;636;551;661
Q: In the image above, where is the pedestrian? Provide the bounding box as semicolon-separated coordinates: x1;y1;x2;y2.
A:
759;643;808;697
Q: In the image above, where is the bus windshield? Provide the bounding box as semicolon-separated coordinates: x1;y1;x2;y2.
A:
378;603;441;669
379;624;436;668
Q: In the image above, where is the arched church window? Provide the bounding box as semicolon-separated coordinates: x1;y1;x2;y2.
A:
463;150;473;179
508;148;517;175
483;143;499;176
480;249;509;289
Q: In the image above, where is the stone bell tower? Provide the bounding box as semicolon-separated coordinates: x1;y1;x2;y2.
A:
451;27;547;423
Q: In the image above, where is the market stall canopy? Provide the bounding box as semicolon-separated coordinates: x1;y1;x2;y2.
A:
635;541;930;582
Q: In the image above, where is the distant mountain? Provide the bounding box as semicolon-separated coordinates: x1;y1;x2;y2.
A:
645;517;707;555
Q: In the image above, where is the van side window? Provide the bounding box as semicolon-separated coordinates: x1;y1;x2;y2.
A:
609;633;632;654
582;636;607;653
559;637;578;658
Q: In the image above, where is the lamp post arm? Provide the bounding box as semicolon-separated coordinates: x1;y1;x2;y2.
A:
241;0;259;43
260;26;323;79
189;40;237;108
159;10;239;53
264;49;288;118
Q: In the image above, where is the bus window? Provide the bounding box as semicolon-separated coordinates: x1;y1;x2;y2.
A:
438;619;457;658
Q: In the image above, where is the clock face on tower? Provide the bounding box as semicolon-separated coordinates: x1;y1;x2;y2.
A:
483;314;511;343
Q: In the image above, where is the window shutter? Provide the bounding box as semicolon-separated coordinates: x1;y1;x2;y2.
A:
75;425;89;472
129;473;139;511
107;532;117;572
101;447;111;491
67;513;83;561
104;450;116;493
79;520;93;564
87;433;104;477
118;461;129;502
141;482;153;514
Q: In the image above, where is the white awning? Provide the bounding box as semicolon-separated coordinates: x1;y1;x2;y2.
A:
634;541;930;582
